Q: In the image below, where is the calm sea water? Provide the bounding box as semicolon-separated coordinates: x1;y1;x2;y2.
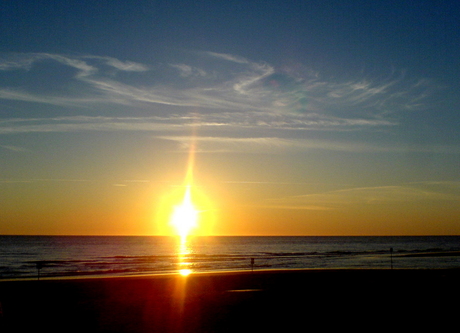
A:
1;236;460;279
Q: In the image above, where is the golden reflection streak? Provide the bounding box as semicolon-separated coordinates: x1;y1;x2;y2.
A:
177;237;193;276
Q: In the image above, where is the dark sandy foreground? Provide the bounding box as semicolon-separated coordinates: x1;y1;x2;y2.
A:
1;269;459;332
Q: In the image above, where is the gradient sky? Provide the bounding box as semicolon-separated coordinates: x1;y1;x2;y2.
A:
1;0;459;236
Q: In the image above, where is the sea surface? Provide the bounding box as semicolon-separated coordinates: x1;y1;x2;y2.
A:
1;236;460;279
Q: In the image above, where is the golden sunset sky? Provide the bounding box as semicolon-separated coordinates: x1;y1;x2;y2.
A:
1;1;459;235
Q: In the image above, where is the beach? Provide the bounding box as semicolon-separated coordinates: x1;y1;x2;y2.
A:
1;268;459;332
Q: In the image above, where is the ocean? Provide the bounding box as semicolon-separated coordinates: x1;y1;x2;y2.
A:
1;235;460;279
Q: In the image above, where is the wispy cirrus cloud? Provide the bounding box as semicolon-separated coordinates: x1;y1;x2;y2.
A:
88;56;150;72
0;144;29;152
263;183;460;210
0;51;433;114
0;51;437;144
203;51;250;64
169;63;207;77
0;89;103;107
0;53;149;74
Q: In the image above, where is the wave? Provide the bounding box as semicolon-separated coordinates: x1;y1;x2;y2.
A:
2;236;460;279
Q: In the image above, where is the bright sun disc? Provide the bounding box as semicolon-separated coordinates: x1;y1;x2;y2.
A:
170;186;199;239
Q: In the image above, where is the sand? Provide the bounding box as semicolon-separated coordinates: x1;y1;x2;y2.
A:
1;269;459;332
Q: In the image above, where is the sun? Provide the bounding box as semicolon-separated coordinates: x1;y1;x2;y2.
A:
170;185;199;240
156;182;215;237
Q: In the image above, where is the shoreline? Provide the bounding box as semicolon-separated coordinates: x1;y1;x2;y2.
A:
2;265;460;282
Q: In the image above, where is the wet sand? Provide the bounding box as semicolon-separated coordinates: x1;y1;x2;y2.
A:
1;269;459;332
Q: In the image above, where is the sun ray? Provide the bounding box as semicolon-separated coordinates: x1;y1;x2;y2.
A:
169;123;200;241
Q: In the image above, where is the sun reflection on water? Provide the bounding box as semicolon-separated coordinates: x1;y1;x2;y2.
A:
177;236;193;276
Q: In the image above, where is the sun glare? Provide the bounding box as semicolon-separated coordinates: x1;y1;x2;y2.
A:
179;268;192;276
170;185;199;240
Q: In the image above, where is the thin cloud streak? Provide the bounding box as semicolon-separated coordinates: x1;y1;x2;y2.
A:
1;115;458;154
0;144;28;152
158;135;460;154
263;183;460;210
203;51;250;64
0;111;396;135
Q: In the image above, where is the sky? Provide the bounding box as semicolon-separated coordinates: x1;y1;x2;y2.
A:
0;0;459;236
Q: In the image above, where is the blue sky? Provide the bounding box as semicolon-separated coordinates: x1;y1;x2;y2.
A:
1;1;459;235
